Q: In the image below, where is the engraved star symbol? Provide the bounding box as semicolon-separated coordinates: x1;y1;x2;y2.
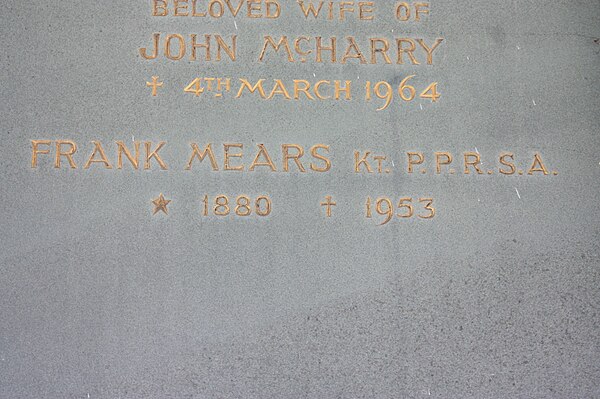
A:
152;193;171;215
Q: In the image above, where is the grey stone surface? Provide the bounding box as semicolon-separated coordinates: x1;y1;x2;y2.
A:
0;0;599;397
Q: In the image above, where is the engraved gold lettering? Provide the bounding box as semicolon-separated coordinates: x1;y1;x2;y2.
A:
259;36;294;62
192;0;207;16
224;0;244;16
55;140;77;169
236;78;267;98
397;39;419;65
294;36;312;62
235;196;252;216
266;0;281;18
316;37;337;63
528;153;549;175
174;0;189;16
186;143;219;170
215;35;237;61
499;153;516;175
339;2;355;20
209;0;225;17
191;34;211;61
297;1;324;18
359;2;375;20
310;144;332;172
249;144;277;171
435;152;452;174
334;80;352;100
224;143;244;171
354;151;372;173
268;80;292;99
396;2;429;21
395;2;410;21
84;141;112;169
140;33;160;60
416;38;444;65
464;152;484;174
373;155;386;173
407;152;424;173
370;38;391;64
314;80;331;99
165;34;186;60
31;140;51;168
415;3;430;21
341;37;367;64
116;141;141;170
145;142;168;170
294;80;315;100
215;195;230;215
141;33;236;62
153;0;169;16
282;144;306;172
247;0;262;17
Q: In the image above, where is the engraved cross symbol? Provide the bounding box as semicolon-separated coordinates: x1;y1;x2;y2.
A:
321;196;337;218
146;76;164;97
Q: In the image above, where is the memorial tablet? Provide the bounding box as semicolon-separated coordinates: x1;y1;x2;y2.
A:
1;1;599;397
